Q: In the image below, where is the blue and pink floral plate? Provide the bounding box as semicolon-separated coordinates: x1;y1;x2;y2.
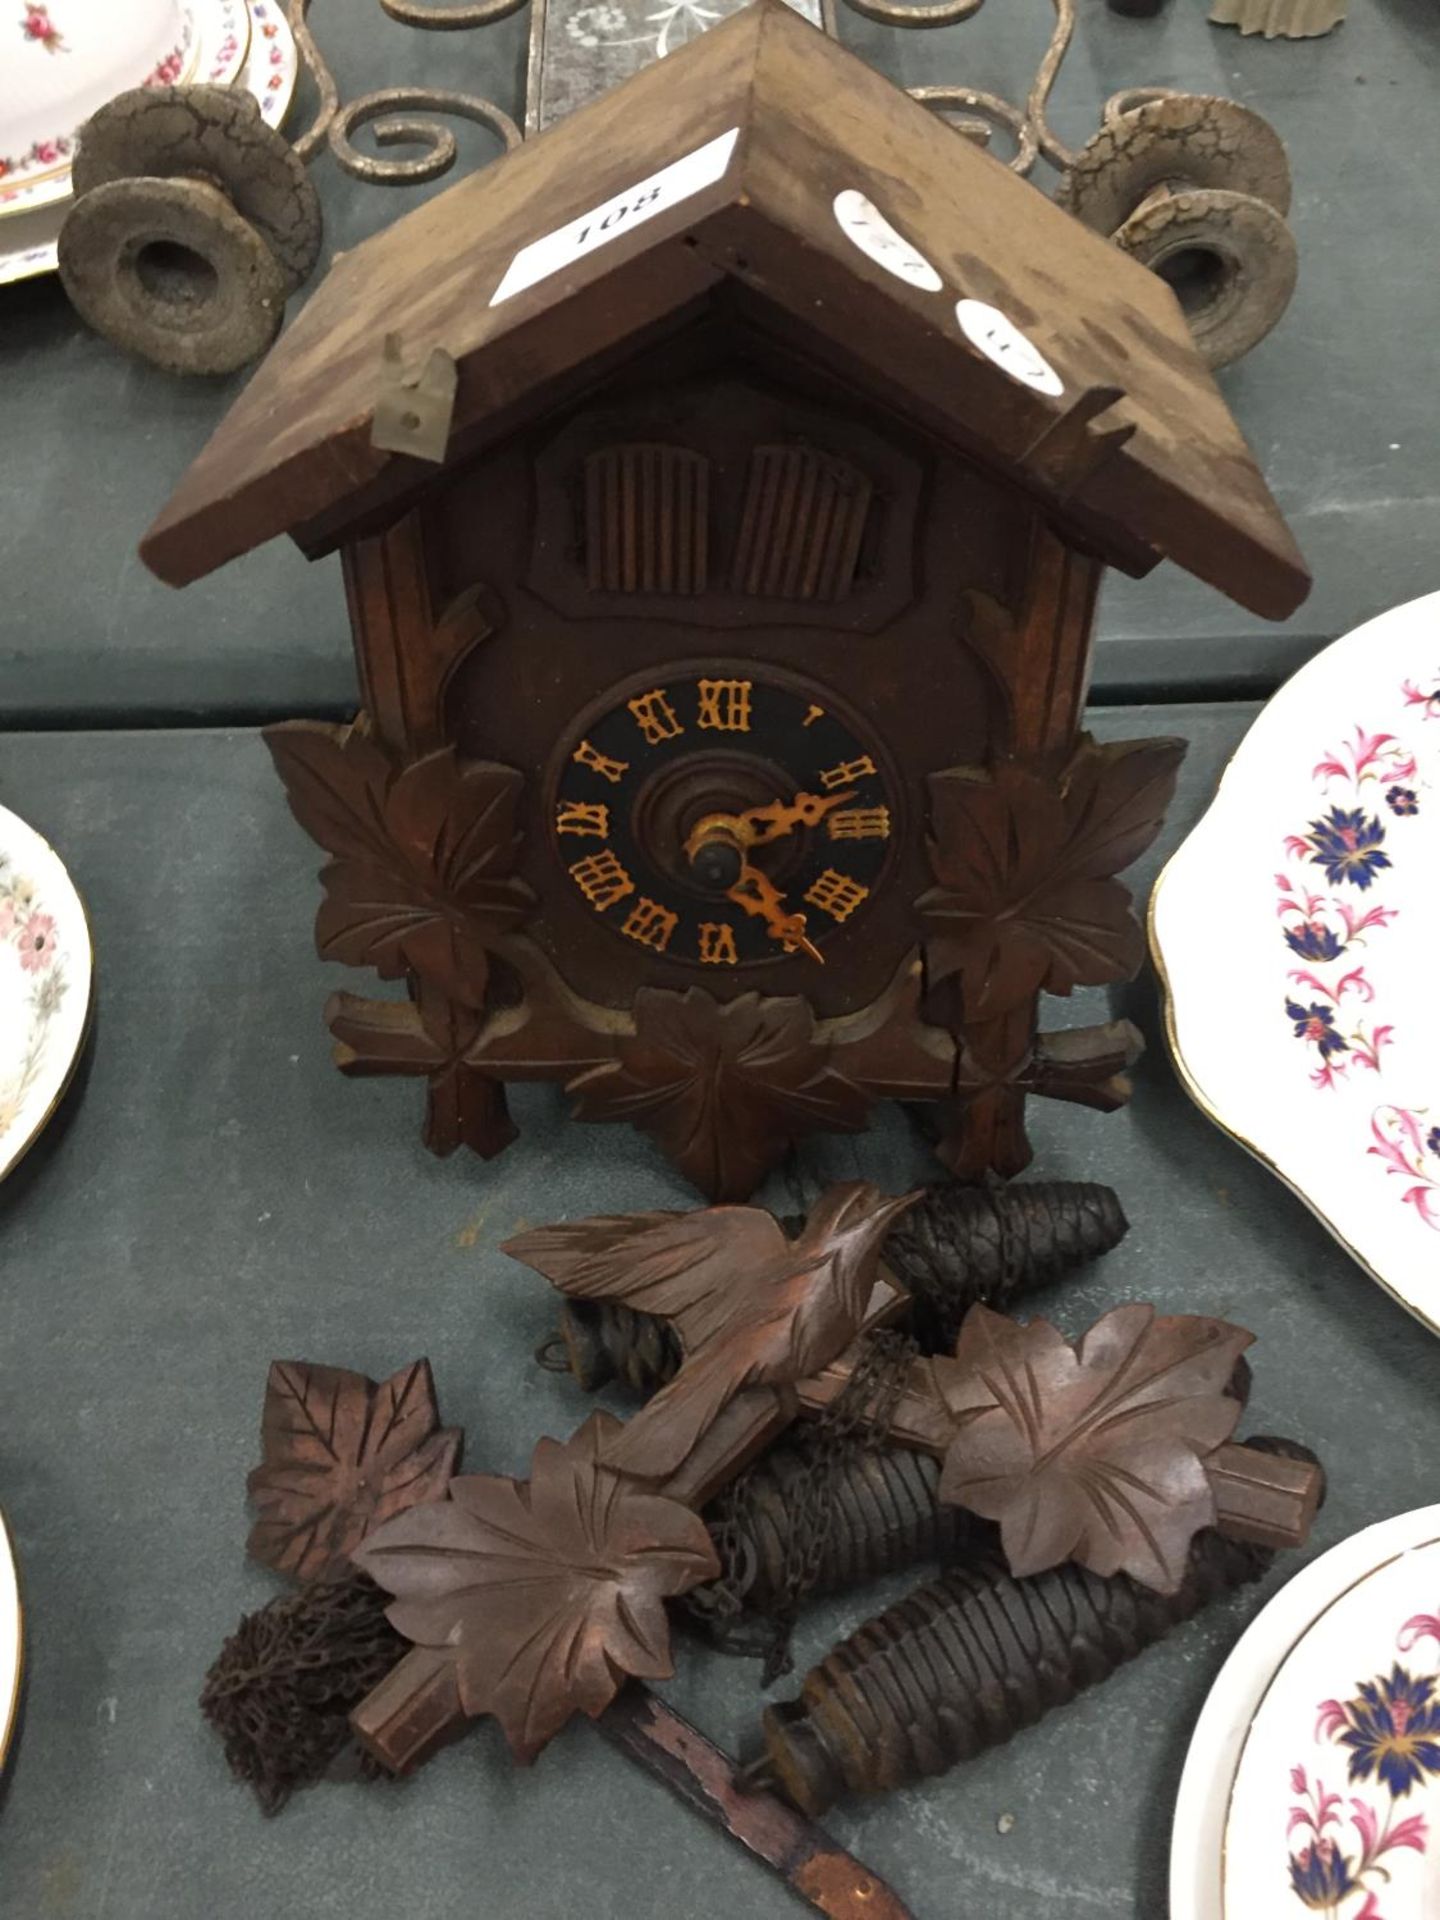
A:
1172;1505;1440;1920
1152;590;1440;1334
0;799;92;1182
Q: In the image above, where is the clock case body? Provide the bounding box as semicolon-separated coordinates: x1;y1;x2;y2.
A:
140;1;1309;1201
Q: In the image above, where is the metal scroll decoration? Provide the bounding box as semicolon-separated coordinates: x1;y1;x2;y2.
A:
900;0;1087;180
277;0;1162;189
284;0;524;184
284;0;1080;191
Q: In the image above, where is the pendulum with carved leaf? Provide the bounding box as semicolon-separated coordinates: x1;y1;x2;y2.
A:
504;1182;921;1483
512;1186;1322;1586
540;1174;1130;1395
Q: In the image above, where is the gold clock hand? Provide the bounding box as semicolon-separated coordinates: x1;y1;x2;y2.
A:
737;788;857;849
685;788;859;960
727;860;824;964
682;791;858;871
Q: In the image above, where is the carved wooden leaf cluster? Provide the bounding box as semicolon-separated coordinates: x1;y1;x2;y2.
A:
326;988;485;1079
264;721;534;1007
353;1412;719;1763
567;987;869;1201
504;1183;913;1480
246;1360;462;1583
935;1304;1251;1592
324;986;518;1160
918;735;1186;1021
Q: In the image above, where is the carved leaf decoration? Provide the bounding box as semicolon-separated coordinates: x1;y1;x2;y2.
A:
503;1183;914;1480
565;987;870;1202
323;988;516;1159
246;1360;462;1583
918;736;1186;1020
264;722;535;1007
935;1303;1251;1593
324;989;485;1079
353;1412;719;1763
936;1019;1143;1179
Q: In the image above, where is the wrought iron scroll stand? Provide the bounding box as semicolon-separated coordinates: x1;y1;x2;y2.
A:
284;0;525;187
282;0;1167;192
253;0;1291;377
893;0;1179;183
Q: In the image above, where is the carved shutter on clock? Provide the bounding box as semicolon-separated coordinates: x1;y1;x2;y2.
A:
731;446;873;602
584;444;709;594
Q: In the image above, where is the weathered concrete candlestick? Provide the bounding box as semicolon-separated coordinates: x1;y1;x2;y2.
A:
1210;0;1346;37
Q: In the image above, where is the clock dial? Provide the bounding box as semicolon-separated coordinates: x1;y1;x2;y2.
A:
550;669;896;967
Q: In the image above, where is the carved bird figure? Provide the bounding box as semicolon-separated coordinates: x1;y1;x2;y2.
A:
502;1183;921;1481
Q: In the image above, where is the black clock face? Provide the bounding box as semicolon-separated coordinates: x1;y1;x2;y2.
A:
548;668;897;968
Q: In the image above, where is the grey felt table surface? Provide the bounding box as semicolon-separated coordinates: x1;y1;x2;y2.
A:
1;0;1438;723
3;699;1437;1919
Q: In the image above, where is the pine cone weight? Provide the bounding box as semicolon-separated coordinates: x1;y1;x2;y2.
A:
744;1529;1265;1816
884;1178;1128;1352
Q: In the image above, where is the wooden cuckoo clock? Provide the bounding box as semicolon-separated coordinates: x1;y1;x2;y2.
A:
141;0;1308;1201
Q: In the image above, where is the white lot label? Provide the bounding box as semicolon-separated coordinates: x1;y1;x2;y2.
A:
832;188;943;292
955;297;1064;397
490;127;740;306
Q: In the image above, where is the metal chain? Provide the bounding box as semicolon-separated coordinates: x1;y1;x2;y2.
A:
688;1328;919;1682
759;1330;915;1672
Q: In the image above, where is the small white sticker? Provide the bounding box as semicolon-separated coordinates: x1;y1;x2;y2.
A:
955;298;1064;397
832;188;943;293
490;127;740;307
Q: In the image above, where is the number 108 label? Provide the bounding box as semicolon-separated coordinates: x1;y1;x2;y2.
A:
490;127;740;307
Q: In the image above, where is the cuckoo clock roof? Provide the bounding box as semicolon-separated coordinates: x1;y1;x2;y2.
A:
140;0;1308;620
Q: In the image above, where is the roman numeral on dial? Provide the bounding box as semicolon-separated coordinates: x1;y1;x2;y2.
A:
627;688;684;745
569;849;635;911
621;898;679;951
804;868;870;922
826;806;890;842
695;678;752;731
556;800;610;837
819;754;877;790
572;739;629;784
697;922;738;965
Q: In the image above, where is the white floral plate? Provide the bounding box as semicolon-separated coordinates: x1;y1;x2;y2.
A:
0;0;250;221
1172;1505;1440;1920
0;800;92;1181
0;0;293;289
0;1510;20;1770
1151;591;1440;1332
0;0;200;212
